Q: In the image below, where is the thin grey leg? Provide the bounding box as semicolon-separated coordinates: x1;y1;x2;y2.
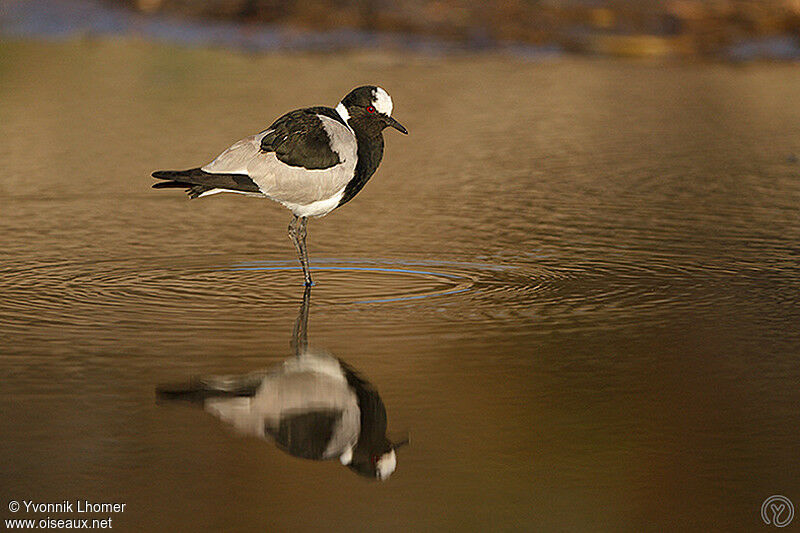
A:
288;215;313;287
291;285;311;357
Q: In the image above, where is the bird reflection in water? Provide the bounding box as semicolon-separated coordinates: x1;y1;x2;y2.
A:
157;287;407;480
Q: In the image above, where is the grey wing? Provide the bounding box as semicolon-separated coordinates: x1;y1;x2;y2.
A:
201;134;262;175
202;116;357;207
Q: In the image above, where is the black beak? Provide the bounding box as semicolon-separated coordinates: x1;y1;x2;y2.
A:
385;116;408;135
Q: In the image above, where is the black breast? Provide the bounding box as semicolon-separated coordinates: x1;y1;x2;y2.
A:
338;132;384;207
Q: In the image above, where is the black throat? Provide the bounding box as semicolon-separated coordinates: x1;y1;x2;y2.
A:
338;124;384;208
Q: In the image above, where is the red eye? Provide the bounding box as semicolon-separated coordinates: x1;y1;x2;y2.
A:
367;105;376;114
371;454;379;464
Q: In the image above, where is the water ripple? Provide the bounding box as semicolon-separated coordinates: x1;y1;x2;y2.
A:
1;254;791;345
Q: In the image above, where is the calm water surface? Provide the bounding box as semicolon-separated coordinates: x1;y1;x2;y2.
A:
1;41;799;531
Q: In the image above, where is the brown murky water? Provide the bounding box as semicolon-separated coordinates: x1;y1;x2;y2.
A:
1;40;799;531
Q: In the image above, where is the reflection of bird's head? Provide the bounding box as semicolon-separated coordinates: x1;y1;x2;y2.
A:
345;434;409;481
349;434;410;481
347;440;397;480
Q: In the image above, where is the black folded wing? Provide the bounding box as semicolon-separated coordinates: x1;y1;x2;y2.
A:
261;107;347;170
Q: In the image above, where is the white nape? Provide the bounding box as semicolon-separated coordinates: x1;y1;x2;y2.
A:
373;87;393;116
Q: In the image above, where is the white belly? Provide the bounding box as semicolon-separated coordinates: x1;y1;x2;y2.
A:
278;187;345;217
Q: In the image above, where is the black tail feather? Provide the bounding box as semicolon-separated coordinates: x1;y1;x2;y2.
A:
152;170;195;180
151;167;260;199
151;180;192;189
186;185;214;199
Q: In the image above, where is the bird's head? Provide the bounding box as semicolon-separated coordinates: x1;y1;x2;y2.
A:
336;86;408;137
345;435;409;481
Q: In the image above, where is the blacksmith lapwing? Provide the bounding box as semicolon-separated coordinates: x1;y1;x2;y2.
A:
152;86;407;286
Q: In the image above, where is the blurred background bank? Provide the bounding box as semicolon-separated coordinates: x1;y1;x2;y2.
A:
3;0;800;60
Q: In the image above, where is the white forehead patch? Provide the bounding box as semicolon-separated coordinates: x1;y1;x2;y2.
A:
372;87;393;116
376;449;396;480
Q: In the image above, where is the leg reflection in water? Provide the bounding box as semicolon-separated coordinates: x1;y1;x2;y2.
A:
157;286;408;480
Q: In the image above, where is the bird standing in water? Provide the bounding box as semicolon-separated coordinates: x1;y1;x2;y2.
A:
152;86;407;286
